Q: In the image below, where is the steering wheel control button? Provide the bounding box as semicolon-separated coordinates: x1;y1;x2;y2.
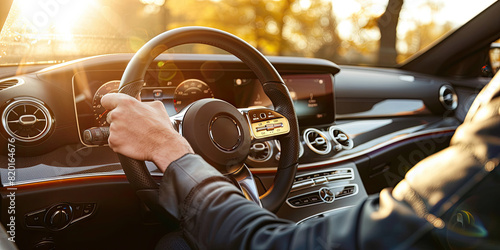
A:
25;210;46;228
246;109;290;139
210;116;241;151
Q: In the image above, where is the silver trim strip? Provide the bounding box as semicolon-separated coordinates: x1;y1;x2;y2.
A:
4;127;456;187
5;171;164;187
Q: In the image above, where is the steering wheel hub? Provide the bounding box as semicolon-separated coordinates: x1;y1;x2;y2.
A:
210;115;242;151
181;99;250;174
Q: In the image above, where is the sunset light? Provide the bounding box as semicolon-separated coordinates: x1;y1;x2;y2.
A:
0;0;497;66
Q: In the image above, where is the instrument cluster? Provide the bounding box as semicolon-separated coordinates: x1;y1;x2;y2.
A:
73;65;335;147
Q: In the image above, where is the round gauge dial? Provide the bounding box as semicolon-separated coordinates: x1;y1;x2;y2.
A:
174;79;214;112
92;80;120;126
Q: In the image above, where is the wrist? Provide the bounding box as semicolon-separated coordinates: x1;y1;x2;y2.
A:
152;135;194;172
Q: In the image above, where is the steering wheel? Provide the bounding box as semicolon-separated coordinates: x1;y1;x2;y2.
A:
116;26;299;214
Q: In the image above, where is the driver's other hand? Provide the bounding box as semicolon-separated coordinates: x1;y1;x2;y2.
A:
101;93;194;172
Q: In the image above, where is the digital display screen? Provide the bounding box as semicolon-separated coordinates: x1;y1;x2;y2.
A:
233;74;335;126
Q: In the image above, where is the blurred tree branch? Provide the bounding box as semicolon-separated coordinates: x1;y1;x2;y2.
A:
377;0;404;66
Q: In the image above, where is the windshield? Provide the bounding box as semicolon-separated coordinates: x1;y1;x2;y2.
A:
0;0;496;66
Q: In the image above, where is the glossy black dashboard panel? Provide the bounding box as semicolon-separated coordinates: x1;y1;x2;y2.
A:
73;69;334;141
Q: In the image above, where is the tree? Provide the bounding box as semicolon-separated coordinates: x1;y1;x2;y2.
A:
166;0;339;58
377;0;404;66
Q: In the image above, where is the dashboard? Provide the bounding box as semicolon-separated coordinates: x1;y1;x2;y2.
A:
0;53;482;249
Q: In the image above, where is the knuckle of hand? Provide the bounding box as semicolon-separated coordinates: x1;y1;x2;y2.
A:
152;100;163;108
110;110;121;120
121;97;136;107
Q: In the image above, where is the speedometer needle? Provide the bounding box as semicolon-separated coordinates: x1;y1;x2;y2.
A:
98;110;109;119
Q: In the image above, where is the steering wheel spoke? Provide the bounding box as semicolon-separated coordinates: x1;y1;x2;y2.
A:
228;165;263;207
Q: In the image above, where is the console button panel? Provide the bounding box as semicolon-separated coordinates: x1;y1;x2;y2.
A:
25;202;96;230
287;184;357;208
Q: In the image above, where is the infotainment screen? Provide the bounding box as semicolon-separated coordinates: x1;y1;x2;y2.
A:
232;74;335;126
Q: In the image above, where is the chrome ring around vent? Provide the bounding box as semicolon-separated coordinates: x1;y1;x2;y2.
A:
303;128;332;155
439;85;458;111
328;126;354;150
248;141;273;162
2;98;53;142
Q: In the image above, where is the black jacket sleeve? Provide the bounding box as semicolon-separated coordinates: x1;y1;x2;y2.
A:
158;75;500;249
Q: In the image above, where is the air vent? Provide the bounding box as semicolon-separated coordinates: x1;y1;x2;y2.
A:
329;126;354;151
248;141;273;162
303;128;331;155
2;98;54;142
0;77;24;91
439;85;458;110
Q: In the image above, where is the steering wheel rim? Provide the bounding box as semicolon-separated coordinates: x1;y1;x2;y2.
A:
118;26;299;213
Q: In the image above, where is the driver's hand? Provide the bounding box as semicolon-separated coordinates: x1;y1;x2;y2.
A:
101;93;194;172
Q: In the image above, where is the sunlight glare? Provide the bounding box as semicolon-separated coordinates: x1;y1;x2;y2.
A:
17;0;96;36
331;0;361;19
337;20;353;40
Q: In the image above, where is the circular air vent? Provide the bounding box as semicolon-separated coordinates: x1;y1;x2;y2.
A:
2;98;54;142
329;126;354;151
248;141;273;162
439;85;458;110
303;128;331;155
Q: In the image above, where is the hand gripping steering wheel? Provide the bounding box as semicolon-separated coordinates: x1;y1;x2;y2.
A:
117;27;299;214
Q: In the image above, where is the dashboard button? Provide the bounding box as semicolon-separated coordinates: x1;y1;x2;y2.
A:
82;203;95;216
25;210;46;228
291;200;302;206
314;177;327;184
72;203;83;219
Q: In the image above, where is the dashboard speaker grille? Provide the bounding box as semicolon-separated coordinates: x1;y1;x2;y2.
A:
303;128;331;155
0;77;23;91
439;85;458;110
2;98;53;142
